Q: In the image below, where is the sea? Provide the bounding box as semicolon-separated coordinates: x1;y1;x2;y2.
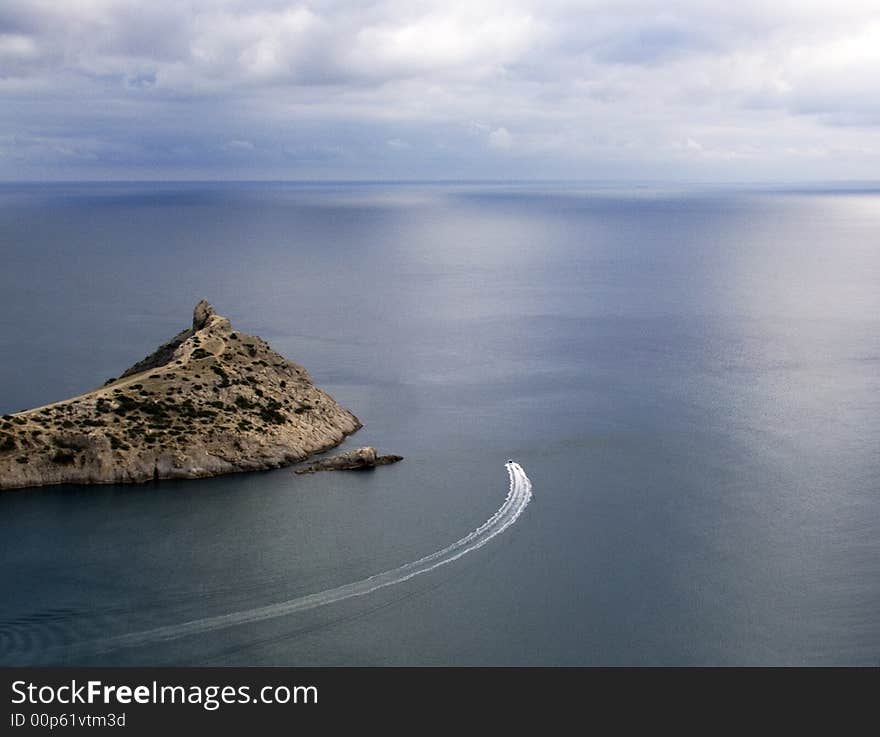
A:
0;181;878;665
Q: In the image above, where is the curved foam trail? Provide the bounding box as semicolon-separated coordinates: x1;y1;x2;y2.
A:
70;462;532;657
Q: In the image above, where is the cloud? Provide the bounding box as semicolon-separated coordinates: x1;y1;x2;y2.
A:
590;24;718;65
344;7;539;82
2;1;880;180
487;127;513;150
222;139;255;152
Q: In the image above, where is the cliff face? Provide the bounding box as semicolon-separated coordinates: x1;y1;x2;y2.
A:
0;301;361;490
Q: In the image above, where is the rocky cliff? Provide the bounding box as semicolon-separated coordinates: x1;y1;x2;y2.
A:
0;300;361;490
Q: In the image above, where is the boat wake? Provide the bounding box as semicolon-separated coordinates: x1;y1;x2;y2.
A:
63;462;533;658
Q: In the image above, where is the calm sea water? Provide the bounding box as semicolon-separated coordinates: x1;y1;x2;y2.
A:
0;182;878;665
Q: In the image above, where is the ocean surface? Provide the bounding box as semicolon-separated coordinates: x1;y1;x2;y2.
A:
0;181;878;666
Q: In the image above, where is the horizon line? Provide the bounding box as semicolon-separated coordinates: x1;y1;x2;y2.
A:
3;177;880;188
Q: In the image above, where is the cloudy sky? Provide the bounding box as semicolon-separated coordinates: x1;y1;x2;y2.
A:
2;0;880;181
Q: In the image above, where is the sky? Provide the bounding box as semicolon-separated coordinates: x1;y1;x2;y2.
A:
2;0;880;181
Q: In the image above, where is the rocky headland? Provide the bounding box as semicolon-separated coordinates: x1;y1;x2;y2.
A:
0;301;363;490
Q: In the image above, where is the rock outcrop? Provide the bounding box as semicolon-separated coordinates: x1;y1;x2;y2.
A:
0;301;362;490
294;447;403;474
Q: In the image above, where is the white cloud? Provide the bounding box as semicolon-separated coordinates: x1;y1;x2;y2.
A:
487;127;513;150
0;32;39;59
345;6;540;81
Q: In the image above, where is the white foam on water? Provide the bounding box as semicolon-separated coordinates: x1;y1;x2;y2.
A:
71;462;533;656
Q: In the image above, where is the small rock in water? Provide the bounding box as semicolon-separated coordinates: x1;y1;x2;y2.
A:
295;447;403;474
